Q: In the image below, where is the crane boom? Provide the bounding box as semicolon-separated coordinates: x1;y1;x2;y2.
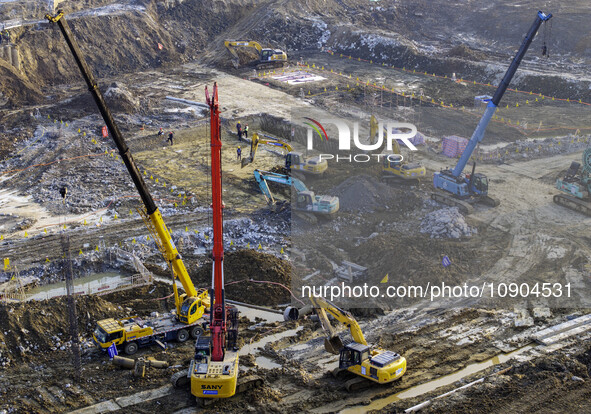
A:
451;11;552;178
206;83;227;363
46;11;205;323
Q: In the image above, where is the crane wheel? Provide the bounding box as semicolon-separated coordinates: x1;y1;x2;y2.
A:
171;369;190;388
176;329;189;343
190;326;204;339
124;341;138;355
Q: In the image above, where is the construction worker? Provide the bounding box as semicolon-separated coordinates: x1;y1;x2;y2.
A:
244;124;249;139
167;131;174;146
158;127;164;136
59;186;68;204
236;121;242;139
237;146;242;161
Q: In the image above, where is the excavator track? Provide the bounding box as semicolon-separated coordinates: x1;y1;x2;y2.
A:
256;61;286;70
553;194;591;216
481;195;500;207
294;211;318;224
345;376;372;392
431;192;474;215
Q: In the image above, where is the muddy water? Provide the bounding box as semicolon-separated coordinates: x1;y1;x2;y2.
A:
339;345;534;414
26;271;125;300
242;326;304;369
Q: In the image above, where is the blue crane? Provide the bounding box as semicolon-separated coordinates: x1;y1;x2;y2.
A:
432;11;552;214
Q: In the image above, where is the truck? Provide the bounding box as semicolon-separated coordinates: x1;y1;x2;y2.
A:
93;313;207;355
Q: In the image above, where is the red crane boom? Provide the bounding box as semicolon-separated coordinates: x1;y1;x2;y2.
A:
206;83;226;363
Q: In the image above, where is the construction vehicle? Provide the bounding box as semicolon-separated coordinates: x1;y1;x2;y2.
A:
171;83;262;405
553;148;591;216
241;132;328;177
224;40;287;69
93;314;206;355
253;169;339;221
46;11;210;354
432;11;552;214
368;115;426;183
292;296;406;392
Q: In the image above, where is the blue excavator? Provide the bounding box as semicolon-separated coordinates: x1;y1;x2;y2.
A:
432;11;552;214
253;169;339;223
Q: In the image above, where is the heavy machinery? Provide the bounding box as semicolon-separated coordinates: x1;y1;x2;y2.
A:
253;169;339;221
224;40;287;69
173;83;262;405
46;11;210;353
432;11;552;214
369;115;426;183
553;148;591;216
241;132;328;177
300;296;406;392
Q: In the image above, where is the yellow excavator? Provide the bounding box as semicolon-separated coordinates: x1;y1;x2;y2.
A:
241;132;328;177
369;115;426;183
224;40;287;69
309;296;406;392
46;11;210;355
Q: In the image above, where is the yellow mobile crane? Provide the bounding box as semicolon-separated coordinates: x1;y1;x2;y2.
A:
241;132;328;176
310;296;406;392
46;11;209;355
224;40;287;69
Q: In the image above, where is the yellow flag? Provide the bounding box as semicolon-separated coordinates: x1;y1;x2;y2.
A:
381;274;389;283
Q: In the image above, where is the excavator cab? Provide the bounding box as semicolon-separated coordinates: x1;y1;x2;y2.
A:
286;152;301;170
472;173;489;195
339;342;370;370
260;49;274;61
296;191;314;209
178;296;205;324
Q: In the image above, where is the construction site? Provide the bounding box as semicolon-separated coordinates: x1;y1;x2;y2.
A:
2;0;591;413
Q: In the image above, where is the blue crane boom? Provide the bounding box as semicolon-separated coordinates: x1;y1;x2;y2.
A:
432;11;552;214
451;11;552;177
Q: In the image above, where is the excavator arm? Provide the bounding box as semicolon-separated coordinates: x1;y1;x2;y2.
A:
253;169;310;205
310;296;368;354
224;40;263;68
46;11;207;323
241;133;293;168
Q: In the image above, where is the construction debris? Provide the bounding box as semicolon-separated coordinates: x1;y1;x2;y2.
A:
420;207;475;239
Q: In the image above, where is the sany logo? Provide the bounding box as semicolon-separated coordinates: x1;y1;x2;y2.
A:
304;118;418;152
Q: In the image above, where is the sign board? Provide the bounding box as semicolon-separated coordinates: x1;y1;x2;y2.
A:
107;343;118;359
102;126;108;138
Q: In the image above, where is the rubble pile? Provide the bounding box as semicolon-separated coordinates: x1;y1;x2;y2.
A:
420;207;475;239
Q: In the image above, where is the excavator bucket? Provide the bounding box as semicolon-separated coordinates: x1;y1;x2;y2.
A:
324;336;344;355
241;155;253;168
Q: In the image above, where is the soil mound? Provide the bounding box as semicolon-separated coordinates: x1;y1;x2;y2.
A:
332;174;421;213
0;295;123;364
193;249;292;306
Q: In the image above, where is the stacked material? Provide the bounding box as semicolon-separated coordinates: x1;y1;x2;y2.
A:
442;135;468;157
